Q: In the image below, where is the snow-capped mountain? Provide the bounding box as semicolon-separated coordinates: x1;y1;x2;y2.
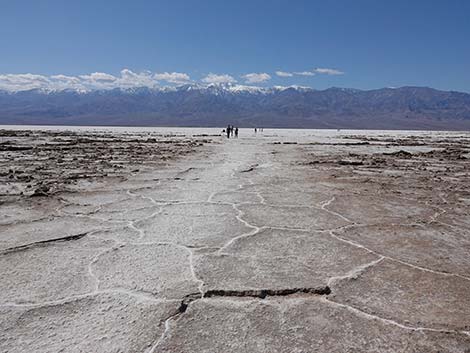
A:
1;84;470;130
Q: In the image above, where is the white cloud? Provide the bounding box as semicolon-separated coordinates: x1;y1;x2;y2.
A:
201;73;237;84
294;71;316;76
275;71;294;77
154;72;191;84
276;70;316;77
118;69;156;88
78;69;157;89
0;73;50;91
0;67;345;92
79;72;117;82
50;74;82;84
242;72;271;84
0;69;161;92
77;72;118;90
314;68;344;75
49;74;86;90
276;68;344;78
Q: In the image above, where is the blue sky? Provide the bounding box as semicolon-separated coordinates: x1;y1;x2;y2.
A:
1;0;469;91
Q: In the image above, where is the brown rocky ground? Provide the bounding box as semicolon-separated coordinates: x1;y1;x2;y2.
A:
0;129;208;200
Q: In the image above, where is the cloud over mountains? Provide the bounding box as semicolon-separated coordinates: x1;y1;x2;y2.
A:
275;68;344;78
201;73;237;84
0;67;344;92
242;73;271;84
314;68;344;75
0;70;160;92
154;72;191;84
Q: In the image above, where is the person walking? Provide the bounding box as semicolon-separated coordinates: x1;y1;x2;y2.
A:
226;125;231;138
235;127;238;138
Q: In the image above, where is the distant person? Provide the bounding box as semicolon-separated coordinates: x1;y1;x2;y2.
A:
230;125;234;137
235;127;238;138
254;127;257;133
226;125;231;138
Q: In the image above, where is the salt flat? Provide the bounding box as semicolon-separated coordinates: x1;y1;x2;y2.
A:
1;127;470;352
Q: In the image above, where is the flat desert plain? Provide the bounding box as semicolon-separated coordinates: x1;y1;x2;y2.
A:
1;127;470;352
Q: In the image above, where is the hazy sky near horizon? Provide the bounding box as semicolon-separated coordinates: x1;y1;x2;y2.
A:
1;0;470;92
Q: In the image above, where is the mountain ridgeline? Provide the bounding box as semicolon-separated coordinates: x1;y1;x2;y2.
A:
1;84;470;130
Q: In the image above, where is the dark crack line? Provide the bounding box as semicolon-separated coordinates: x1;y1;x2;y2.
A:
204;286;332;299
239;164;259;173
178;286;331;307
148;285;332;350
174;167;196;179
172;287;333;327
1;232;88;255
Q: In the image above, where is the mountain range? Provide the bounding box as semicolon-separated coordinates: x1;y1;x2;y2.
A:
1;84;470;130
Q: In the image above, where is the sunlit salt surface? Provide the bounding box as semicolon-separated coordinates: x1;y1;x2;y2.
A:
2;124;469;144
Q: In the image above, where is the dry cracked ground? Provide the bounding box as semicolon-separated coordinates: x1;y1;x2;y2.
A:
1;128;470;352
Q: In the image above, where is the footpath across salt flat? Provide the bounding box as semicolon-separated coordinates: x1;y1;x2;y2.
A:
1;128;470;352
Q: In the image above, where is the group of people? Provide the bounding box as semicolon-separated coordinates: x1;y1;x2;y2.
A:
224;125;239;138
223;126;264;138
